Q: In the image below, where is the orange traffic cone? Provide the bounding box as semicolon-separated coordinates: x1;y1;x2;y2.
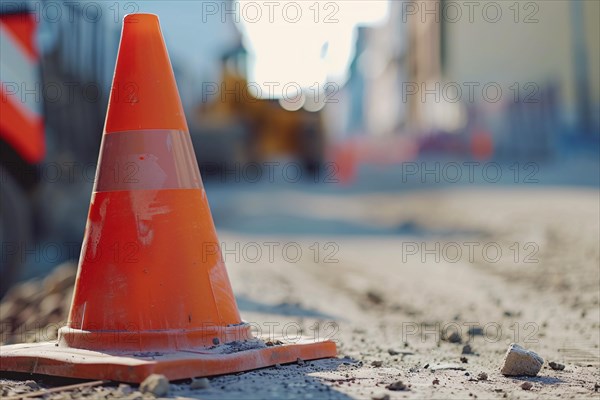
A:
0;13;336;383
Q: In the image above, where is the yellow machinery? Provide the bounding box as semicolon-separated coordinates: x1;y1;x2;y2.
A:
191;50;325;174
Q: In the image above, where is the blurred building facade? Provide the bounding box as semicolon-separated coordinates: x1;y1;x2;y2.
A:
343;0;600;159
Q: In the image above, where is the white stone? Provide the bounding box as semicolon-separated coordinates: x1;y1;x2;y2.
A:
190;378;210;390
140;374;169;397
500;343;544;376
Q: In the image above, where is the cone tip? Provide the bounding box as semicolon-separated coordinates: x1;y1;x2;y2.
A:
123;13;159;25
105;12;188;133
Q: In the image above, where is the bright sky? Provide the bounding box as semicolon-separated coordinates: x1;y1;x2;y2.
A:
236;1;390;100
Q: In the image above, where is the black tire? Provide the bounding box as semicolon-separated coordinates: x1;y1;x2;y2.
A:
0;165;32;298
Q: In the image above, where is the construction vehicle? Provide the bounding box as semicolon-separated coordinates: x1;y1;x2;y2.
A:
191;47;326;176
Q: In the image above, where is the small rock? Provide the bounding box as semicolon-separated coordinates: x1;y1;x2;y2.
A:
444;331;462;344
477;372;488;381
23;381;38;389
500;343;543;376
371;393;390;400
432;378;440;385
549;361;565;371
521;382;533;390
190;377;210;390
116;384;133;395
460;356;468;363
462;344;474;355
212;337;220;345
468;326;484;336
297;358;305;366
366;290;384;305
594;382;599;392
371;360;383;367
386;380;409;391
388;349;399;356
139;374;169;397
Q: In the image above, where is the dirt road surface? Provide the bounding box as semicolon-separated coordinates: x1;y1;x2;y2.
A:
1;187;599;399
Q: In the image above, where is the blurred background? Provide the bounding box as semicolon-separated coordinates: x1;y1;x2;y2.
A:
1;0;599;296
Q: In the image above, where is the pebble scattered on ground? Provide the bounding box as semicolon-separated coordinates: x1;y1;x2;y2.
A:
116;383;133;396
23;380;38;389
500;343;544;376
521;382;534;390
462;344;474;355
140;374;169;397
386;380;409;391
190;377;210;390
549;361;565;371
443;330;462;344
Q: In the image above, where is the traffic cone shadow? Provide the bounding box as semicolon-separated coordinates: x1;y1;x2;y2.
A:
0;13;336;383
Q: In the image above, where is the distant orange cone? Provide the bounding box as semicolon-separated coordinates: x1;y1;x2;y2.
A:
470;128;494;160
336;140;358;185
0;13;336;383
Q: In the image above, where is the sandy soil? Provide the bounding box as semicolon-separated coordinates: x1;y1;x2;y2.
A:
1;187;599;399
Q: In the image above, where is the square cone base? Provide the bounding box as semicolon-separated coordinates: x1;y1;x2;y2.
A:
0;337;336;383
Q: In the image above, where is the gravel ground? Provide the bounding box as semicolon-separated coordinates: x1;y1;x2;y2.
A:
1;187;599;399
